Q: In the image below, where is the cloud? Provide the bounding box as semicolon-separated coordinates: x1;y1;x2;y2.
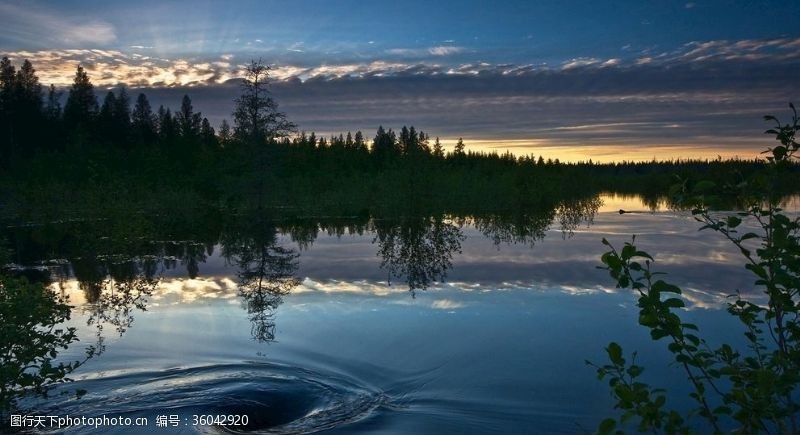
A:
386;45;465;57
3;50;242;87
427;46;465;56
0;3;116;46
677;37;800;62
561;57;601;69
287;42;304;53
6;36;798;88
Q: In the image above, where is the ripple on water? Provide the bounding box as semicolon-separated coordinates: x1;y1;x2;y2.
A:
39;362;390;434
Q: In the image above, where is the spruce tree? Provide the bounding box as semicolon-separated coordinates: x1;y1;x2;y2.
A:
63;66;98;142
177;94;201;139
131;93;156;146
232;60;295;144
0;58;17;160
218;119;232;145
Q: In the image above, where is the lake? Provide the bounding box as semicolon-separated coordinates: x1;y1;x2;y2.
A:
5;193;790;434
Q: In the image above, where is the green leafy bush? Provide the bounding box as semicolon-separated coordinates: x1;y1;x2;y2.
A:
591;105;800;434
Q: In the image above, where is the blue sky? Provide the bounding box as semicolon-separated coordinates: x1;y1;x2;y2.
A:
1;0;799;160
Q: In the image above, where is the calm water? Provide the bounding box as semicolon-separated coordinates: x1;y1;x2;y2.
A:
7;194;793;434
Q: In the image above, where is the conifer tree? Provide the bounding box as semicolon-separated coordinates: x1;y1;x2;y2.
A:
63;66;98;139
0;57;17;160
200;117;217;148
131;93;156;146
15;60;42;114
157;105;177;144
44;85;62;121
372;126;397;158
232;60;295;144
43;84;63;150
114;87;132;147
8;59;43;155
454;137;465;155
433;137;444;158
354;131;366;151
98;91;117;143
218;119;232;145
177;94;201;139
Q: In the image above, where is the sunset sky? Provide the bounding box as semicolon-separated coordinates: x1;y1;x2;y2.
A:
1;0;799;161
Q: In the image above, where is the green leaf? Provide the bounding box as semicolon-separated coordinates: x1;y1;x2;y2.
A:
652;280;681;294
621;245;636;261
607;342;624;366
598;418;617;435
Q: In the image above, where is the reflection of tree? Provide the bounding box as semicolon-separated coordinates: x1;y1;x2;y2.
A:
373;215;464;295
473;211;554;247
474;195;602;246
1;274;100;413
555;196;602;237
70;256;158;336
222;215;300;342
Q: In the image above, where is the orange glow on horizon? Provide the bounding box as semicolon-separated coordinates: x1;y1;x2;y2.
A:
441;138;767;163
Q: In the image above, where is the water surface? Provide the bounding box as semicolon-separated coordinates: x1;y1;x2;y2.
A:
7;194;788;433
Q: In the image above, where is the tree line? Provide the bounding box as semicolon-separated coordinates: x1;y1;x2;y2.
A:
0;57;470;164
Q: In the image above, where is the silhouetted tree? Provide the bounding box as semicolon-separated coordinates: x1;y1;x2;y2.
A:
418;130;430;154
44;85;61;122
200;117;217;148
14;60;43;153
63;66;98;144
217;119;232;145
156;105;177;144
372;125;397;160
354;130;366;151
96;88;132;147
131;93;156;146
454;137;465;155
0;57;15;161
232;60;295;144
42;84;63;149
176;94;201;140
113;87;132;148
98;91;118;143
433;137;444;158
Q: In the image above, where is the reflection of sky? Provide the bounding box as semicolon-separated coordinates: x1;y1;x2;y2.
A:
57;274;747;433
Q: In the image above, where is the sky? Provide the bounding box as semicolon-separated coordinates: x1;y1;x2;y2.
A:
1;0;799;161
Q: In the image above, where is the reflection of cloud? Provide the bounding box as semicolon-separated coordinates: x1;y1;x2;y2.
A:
295;278;402;296
152;277;238;305
50;256;749;313
431;299;466;310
